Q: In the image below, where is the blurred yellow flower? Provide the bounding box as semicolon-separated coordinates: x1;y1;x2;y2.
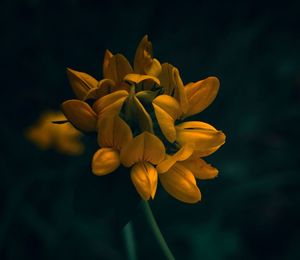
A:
26;111;84;155
61;35;226;203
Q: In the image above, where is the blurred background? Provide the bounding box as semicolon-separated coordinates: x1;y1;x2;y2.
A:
1;0;300;259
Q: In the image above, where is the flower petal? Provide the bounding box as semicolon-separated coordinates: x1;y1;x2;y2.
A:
184;76;220;117
104;54;133;83
131;161;158;200
124;73;160;86
152;95;181;143
133;35;162;77
133;95;154;133
92;148;120;176
173;69;189;114
156;144;193;173
124;88;154;133
179;158;219;179
61;100;97;132
84;79;115;100
97;116;132;150
102;49;113;77
189;144;223;158
120;132;165;167
158;63;176;95
176;121;226;151
67;68;98;100
92;90;128;117
159;163;201;203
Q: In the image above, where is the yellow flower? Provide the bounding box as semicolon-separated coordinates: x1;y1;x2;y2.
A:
60;35;226;203
66;67;115;100
66;35;162;103
159;162;201;203
61;90;129;131
133;35;162;77
120;132;165;200
92;116;132;175
158;63;219;118
26;111;83;155
159;157;219;203
175;121;226;157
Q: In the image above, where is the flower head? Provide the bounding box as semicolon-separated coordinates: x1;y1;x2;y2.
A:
61;35;226;203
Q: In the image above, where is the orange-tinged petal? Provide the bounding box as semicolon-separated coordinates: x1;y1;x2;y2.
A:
184;76;220;117
159;163;201;203
97;116;132;150
84;79;115;100
92;148;120;176
189;144;223;158
92;90;128;116
153;95;181;143
156;144;193;173
133;35;162;77
158;63;176;95
120;132;165;167
61;100;97;132
131;161;158;200
102;49;113;78
179;158;219;179
144;58;162;77
124;73;160;86
173;69;189;114
104;54;133;83
67;68;98;100
176;121;225;151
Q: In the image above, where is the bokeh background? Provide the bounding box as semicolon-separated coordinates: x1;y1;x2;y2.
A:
1;0;300;259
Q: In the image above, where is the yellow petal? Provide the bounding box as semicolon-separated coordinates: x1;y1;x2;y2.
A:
103;54;133;83
173;69;189;114
92;148;120;176
133;35;162;77
152;95;181;143
179;158;219;179
184;76;220;117
124;73;160;86
131;161;158;200
66;68;98;100
92;90;128;117
61;100;97;132
120;132;165;167
158;63;176;95
189;144;223;158
176;121;225;151
159;163;201;203
102;49;113;78
145;58;162;77
97;116;132;150
156;144;193;174
84;79;115;100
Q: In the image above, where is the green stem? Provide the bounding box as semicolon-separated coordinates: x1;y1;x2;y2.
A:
141;200;175;260
122;221;137;260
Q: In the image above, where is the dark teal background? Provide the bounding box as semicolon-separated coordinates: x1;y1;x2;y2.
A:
1;0;300;259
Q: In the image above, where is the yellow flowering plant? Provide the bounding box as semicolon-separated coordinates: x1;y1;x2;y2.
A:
60;35;225;259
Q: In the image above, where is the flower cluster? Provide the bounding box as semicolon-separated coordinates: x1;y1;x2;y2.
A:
61;36;225;203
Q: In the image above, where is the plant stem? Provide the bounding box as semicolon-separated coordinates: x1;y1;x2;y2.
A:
141;200;175;260
122;221;137;260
